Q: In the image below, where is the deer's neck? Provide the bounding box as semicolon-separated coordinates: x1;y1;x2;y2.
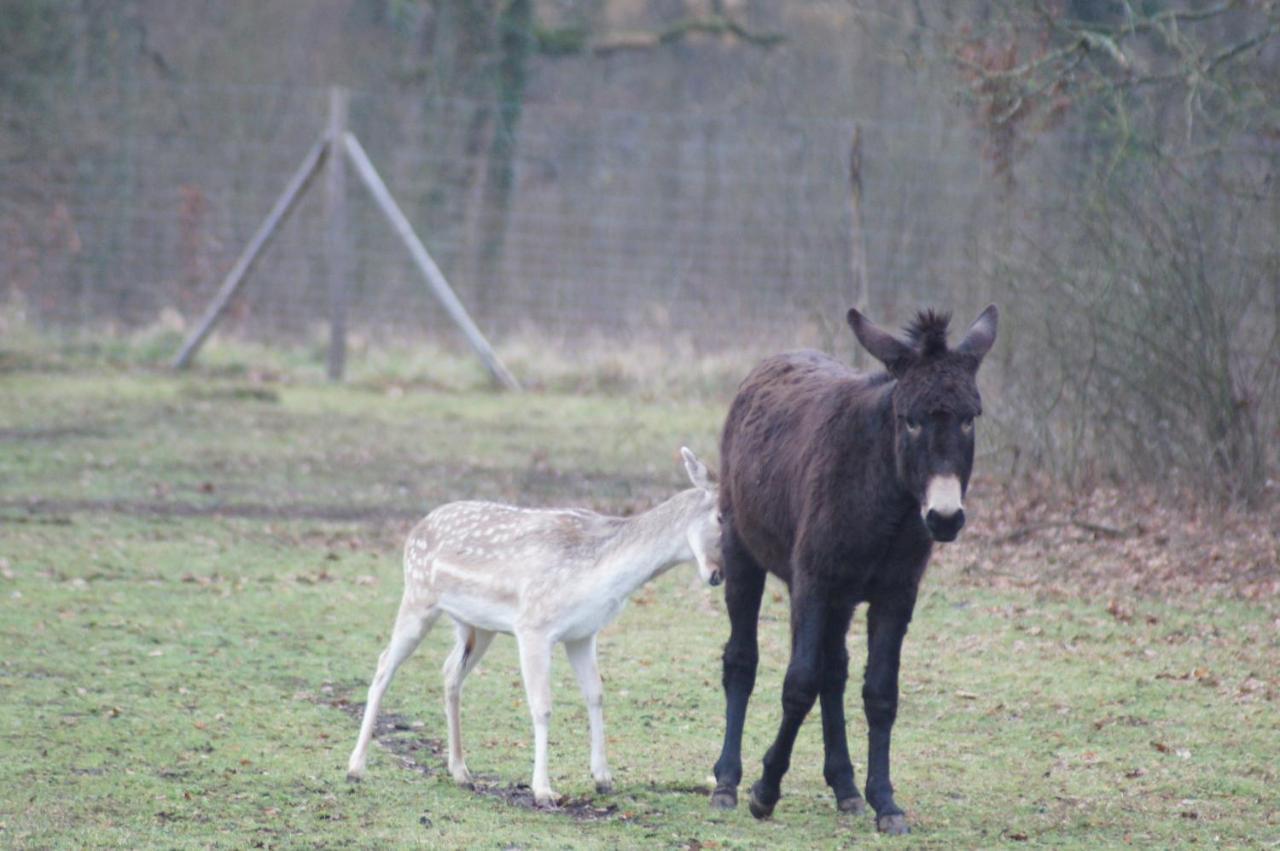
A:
596;488;700;592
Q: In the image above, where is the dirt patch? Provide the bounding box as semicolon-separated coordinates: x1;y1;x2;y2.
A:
316;689;633;822
466;781;626;821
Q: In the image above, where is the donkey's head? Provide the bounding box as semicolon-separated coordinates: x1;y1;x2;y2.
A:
847;305;998;542
680;447;724;586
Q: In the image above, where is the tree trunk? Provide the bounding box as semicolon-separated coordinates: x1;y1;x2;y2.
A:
474;0;533;320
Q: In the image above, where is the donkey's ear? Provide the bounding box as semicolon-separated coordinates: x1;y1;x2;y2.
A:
681;447;713;491
955;304;999;362
847;308;913;373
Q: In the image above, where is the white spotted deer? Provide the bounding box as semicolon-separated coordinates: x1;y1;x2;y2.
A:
346;448;722;806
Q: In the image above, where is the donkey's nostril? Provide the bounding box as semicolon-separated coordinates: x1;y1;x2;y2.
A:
925;508;965;541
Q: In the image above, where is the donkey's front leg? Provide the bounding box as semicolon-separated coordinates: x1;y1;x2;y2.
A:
516;630;558;806
863;596;914;835
818;598;865;815
748;584;827;819
565;634;612;794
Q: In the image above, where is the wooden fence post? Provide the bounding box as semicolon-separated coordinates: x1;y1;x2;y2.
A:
847;124;870;368
172;134;328;369
343;131;521;391
848;123;869;314
325;86;350;381
173;93;519;390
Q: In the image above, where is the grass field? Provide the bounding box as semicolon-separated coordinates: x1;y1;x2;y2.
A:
1;343;1277;849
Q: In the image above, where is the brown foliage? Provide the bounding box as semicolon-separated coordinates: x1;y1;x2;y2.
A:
937;475;1280;601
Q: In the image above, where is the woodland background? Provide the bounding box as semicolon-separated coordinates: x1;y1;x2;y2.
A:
2;0;1278;504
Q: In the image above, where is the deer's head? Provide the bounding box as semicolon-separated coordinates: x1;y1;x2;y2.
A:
680;447;723;585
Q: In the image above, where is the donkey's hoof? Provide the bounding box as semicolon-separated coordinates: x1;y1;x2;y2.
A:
747;783;777;820
594;780;614;795
709;786;738;810
876;813;910;835
837;795;867;815
345;771;363;784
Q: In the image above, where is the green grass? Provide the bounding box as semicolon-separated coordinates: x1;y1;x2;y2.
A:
1;347;1277;849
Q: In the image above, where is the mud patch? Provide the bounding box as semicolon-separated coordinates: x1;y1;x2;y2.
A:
318;691;632;822
646;780;714;796
327;696;444;776
466;781;624;821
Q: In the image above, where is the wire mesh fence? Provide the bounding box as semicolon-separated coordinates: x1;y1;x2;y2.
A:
1;77;1016;356
3;70;1276;499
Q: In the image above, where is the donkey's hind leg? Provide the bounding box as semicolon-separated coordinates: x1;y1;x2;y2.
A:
710;523;767;810
347;602;441;781
442;621;496;786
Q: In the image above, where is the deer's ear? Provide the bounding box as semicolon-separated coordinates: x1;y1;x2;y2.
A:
847;308;914;375
681;447;713;491
956;304;999;363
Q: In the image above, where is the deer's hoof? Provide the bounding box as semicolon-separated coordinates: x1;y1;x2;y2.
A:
876;813;910;835
709;786;738;810
747;782;777;820
837;795;867;815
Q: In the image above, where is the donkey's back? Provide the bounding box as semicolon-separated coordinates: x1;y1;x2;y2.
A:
720;349;894;578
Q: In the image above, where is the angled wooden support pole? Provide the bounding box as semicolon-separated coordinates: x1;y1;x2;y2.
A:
325;86;350;381
172;133;329;370
343;131;521;391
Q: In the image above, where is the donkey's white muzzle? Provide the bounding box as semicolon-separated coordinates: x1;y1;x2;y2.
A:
922;475;965;542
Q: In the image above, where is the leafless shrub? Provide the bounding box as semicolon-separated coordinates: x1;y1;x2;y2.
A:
1013;168;1278;505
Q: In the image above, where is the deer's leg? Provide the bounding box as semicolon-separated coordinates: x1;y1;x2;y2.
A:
516;630;558;806
818;599;865;814
564;634;612;794
347;603;440;781
710;525;766;810
442;621;495;786
748;581;827;819
863;592;915;835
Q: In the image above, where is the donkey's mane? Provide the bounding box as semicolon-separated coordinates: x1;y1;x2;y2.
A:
904;310;951;358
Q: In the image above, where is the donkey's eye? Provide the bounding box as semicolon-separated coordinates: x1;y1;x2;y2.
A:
904;418;922;436
960;417;974;434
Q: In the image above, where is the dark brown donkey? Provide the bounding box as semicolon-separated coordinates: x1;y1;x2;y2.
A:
708;305;998;834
